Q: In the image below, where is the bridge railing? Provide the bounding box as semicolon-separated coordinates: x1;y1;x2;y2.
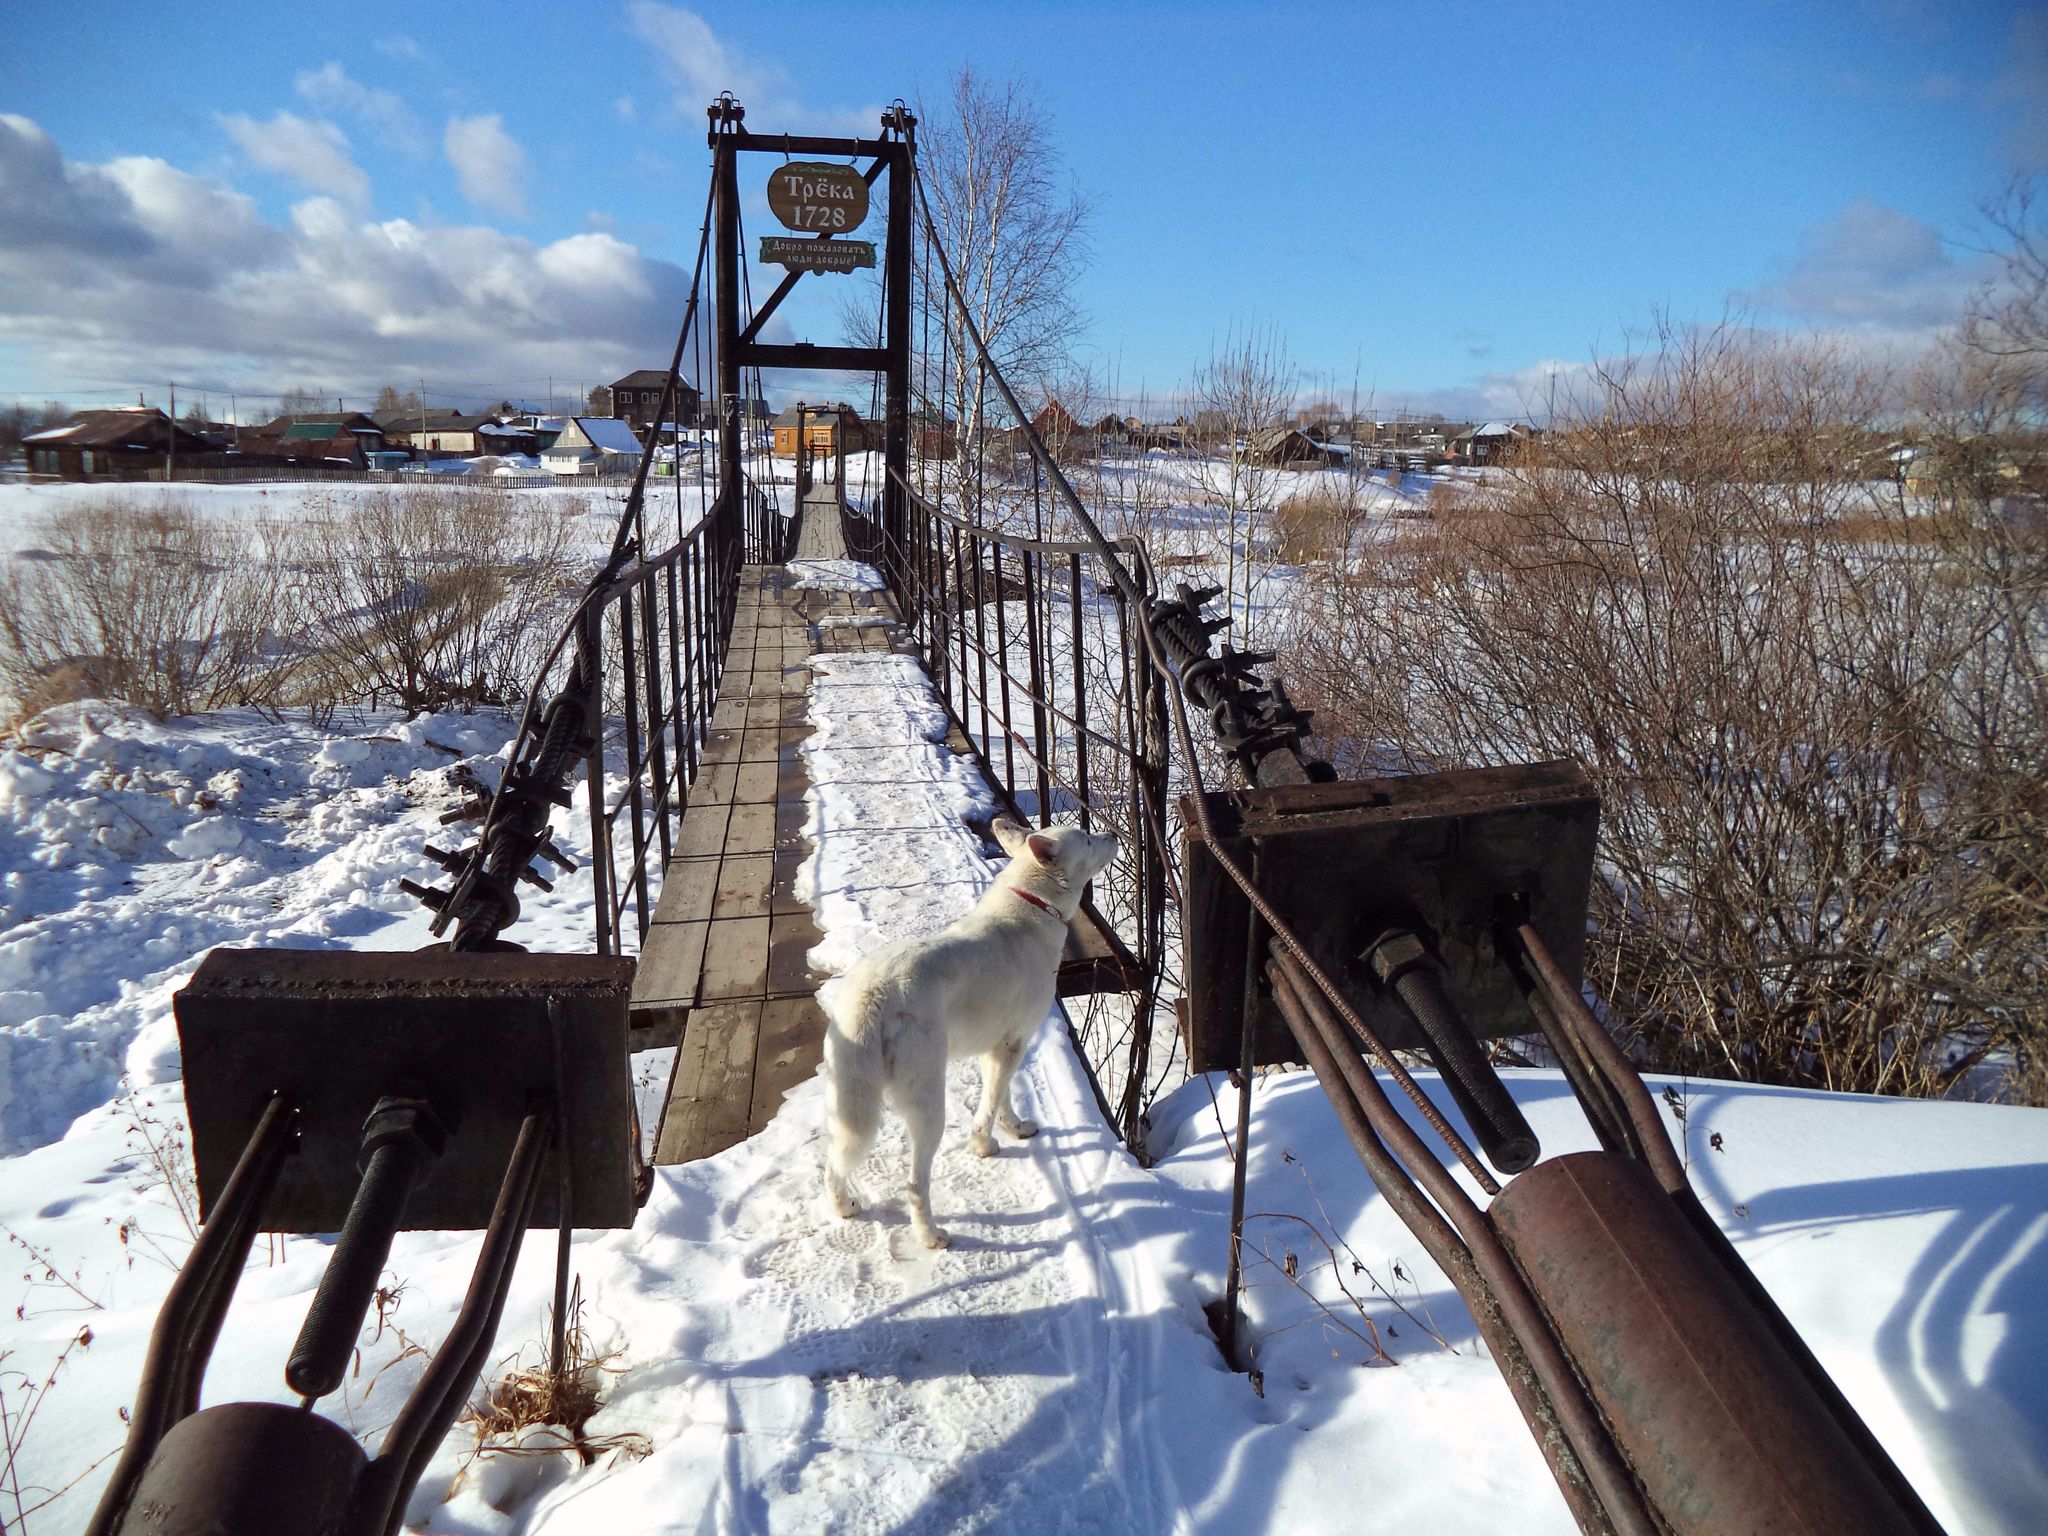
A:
844;475;1173;1133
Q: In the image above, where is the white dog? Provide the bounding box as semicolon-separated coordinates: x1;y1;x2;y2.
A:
822;816;1120;1249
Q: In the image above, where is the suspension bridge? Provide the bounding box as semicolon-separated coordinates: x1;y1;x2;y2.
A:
79;96;1951;1536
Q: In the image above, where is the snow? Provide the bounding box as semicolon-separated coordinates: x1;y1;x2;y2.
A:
0;537;2043;1534
786;558;886;592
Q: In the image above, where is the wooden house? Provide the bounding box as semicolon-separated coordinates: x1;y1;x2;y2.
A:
771;403;872;458
1449;421;1531;466
542;416;644;476
240;411;389;468
22;408;215;480
612;370;700;434
1248;426;1333;468
913;408;958;460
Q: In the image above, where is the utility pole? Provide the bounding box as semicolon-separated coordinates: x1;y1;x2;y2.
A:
167;381;176;482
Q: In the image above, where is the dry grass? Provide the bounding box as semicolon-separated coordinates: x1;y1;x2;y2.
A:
462;1281;648;1467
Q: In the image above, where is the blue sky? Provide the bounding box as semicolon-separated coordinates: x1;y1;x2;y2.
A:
1;0;2041;420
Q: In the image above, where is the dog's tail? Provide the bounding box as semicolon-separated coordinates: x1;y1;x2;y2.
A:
823;978;885;1201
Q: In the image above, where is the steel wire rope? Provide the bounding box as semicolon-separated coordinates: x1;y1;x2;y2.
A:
905;159;1495;1184
424;173;718;948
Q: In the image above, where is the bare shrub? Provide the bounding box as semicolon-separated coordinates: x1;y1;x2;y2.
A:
0;500;295;722
298;488;582;716
1270;487;1358;564
1283;322;2047;1101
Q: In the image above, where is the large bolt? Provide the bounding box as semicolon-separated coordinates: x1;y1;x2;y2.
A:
1365;930;1540;1176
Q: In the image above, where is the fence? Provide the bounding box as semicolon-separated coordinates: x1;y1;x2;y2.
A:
137;467;658;488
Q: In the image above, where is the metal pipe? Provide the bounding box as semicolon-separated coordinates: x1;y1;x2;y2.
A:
1267;947;1660;1536
1221;852;1264;1368
1512;923;1685;1190
1513;923;1948;1536
86;1097;298;1536
1493;1153;1922;1536
1522;982;1639;1161
1368;930;1539;1175
1266;966;1619;1536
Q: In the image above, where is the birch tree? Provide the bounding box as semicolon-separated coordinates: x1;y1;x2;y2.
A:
916;68;1091;494
1193;324;1296;625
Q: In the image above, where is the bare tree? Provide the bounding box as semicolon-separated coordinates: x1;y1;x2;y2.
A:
299;488;582;716
372;384;426;423
277;385;332;416
916;68;1092;492
1193;324;1296;624
1970;179;2047;364
0;501;295;720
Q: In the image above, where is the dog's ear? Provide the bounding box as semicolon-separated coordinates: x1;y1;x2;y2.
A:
990;816;1026;856
1025;831;1058;866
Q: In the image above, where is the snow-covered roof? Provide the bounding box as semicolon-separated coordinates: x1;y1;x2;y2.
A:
572;416;644;454
23;422;85;441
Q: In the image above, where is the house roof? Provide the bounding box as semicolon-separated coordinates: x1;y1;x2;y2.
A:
578;416;644;453
23;409;211;451
612;370;696;392
772;402;865;427
260;411;381;432
546;417;644;456
418;413;502;433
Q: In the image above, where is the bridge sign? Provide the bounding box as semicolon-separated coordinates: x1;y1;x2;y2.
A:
767;161;870;233
760;236;876;273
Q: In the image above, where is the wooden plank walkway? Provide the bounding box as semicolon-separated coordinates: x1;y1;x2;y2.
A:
632;485;1135;1165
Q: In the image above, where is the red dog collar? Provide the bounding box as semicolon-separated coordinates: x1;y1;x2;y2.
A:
1010;886;1062;920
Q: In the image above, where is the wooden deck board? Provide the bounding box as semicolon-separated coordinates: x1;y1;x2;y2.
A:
633;539;1138;1166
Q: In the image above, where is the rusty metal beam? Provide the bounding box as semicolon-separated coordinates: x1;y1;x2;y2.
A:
1493;1153;1921;1536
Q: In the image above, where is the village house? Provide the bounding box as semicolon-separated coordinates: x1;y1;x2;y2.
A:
237;411;388;469
913;407;958;460
771;402;872;459
22;407;215;480
1450;421;1532;466
542;416;644;477
1029;399;1095;461
1249;426;1335;469
611;370;701;436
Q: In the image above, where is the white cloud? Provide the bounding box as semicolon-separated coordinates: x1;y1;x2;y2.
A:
627;2;763;108
373;34;424;63
1739;199;1983;335
615;96;636;121
295;62;423;154
444;113;528;219
220;110;369;207
0;114;711;399
626;2;879;135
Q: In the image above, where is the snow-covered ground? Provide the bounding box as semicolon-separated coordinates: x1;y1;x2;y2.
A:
2;520;2044;1534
